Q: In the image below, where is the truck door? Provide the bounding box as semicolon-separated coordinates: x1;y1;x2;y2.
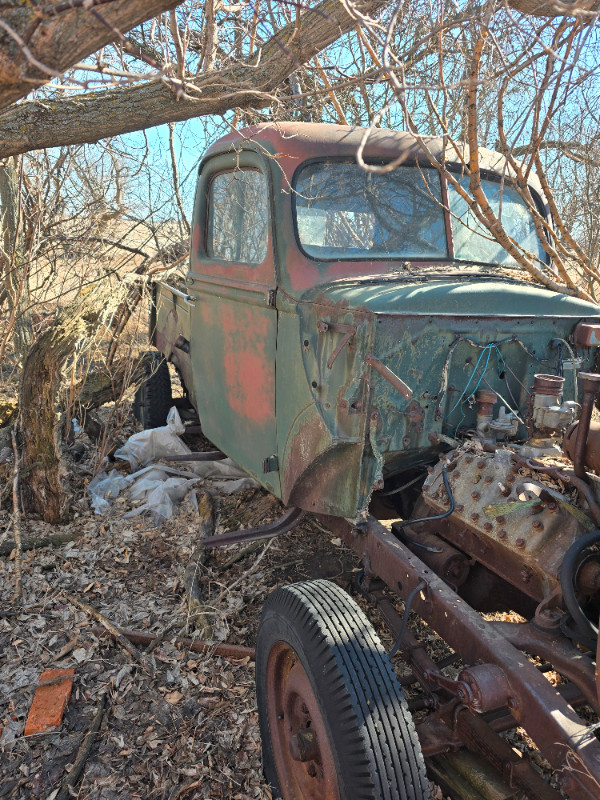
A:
187;151;281;496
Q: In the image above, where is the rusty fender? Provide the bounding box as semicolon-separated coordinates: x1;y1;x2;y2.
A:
318;513;600;800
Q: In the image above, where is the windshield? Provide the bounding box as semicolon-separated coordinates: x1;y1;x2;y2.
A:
294;161;546;267
449;177;545;266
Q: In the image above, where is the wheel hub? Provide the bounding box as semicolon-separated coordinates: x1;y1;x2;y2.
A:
266;643;340;799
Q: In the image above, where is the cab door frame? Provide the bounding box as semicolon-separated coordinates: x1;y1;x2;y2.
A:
187;148;281;495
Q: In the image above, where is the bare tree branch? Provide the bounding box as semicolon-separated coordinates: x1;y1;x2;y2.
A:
0;0;388;158
506;0;600;17
0;0;184;111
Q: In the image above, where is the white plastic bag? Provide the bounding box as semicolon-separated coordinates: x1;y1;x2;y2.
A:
87;469;132;515
124;476;200;521
115;407;191;470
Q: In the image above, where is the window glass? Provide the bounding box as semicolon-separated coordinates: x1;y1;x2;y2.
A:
207;169;268;263
294;162;448;260
449;177;546;266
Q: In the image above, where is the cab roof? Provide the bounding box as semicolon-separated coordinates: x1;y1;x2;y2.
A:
203;121;543;193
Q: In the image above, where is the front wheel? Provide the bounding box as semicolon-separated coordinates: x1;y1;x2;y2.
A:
256;579;429;800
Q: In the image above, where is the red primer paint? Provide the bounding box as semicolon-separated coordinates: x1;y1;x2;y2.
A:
221;306;274;426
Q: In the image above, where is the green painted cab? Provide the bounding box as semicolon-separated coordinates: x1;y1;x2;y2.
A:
153;122;600;520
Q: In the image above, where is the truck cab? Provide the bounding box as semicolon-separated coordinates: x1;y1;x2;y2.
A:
151;122;600;520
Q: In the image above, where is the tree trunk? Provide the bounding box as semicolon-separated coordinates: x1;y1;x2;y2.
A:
16;291;105;523
0;0;389;158
0;156;32;358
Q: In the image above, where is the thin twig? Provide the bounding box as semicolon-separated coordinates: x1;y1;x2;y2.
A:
216;541;262;572
212;540;274;605
55;694;107;800
91;626;255;662
11;429;22;603
64;593;154;676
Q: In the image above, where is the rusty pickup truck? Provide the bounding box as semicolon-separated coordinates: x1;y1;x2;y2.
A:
139;122;600;800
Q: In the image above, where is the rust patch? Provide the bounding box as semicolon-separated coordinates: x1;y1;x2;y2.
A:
221;306;273;426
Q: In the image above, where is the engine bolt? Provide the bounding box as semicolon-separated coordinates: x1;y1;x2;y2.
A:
427;465;434;474
516;538;526;548
506;474;515;483
477;460;486;469
455;504;464;513
496;516;506;525
532;520;544;531
442;497;450;507
465;455;473;464
510;465;519;474
454;471;461;479
471;491;480;500
471;513;480;522
547;502;559;513
498;529;507;539
500;486;511;497
521;566;533;583
483;522;493;531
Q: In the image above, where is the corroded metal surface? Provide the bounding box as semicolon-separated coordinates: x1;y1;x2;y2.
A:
321;512;600;800
201;507;305;548
265;642;340;800
414;449;584;601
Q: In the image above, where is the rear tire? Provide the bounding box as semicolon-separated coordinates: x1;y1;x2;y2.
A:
133;352;172;429
256;579;429;800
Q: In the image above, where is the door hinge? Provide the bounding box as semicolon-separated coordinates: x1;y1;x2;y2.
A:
268;289;277;308
262;455;279;473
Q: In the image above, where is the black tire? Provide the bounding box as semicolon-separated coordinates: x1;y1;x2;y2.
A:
256;579;429;800
133;352;173;429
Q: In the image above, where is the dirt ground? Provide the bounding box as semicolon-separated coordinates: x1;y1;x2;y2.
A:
0;412;451;800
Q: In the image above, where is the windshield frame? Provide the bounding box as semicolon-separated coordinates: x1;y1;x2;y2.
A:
291;157;550;268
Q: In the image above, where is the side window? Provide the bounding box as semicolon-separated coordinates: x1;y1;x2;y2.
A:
207;169;268;264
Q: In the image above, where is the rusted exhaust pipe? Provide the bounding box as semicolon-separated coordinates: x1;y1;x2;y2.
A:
564;372;600;479
564;421;600;476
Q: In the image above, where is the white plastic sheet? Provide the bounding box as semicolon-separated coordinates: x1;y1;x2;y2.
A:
114;407;191;470
189;457;259;492
124;476;200;521
87;469;132;515
87;407;260;518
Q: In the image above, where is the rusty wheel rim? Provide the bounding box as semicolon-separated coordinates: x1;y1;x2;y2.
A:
265;641;340;800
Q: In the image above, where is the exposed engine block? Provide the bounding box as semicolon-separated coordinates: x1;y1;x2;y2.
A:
419;449;589;602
